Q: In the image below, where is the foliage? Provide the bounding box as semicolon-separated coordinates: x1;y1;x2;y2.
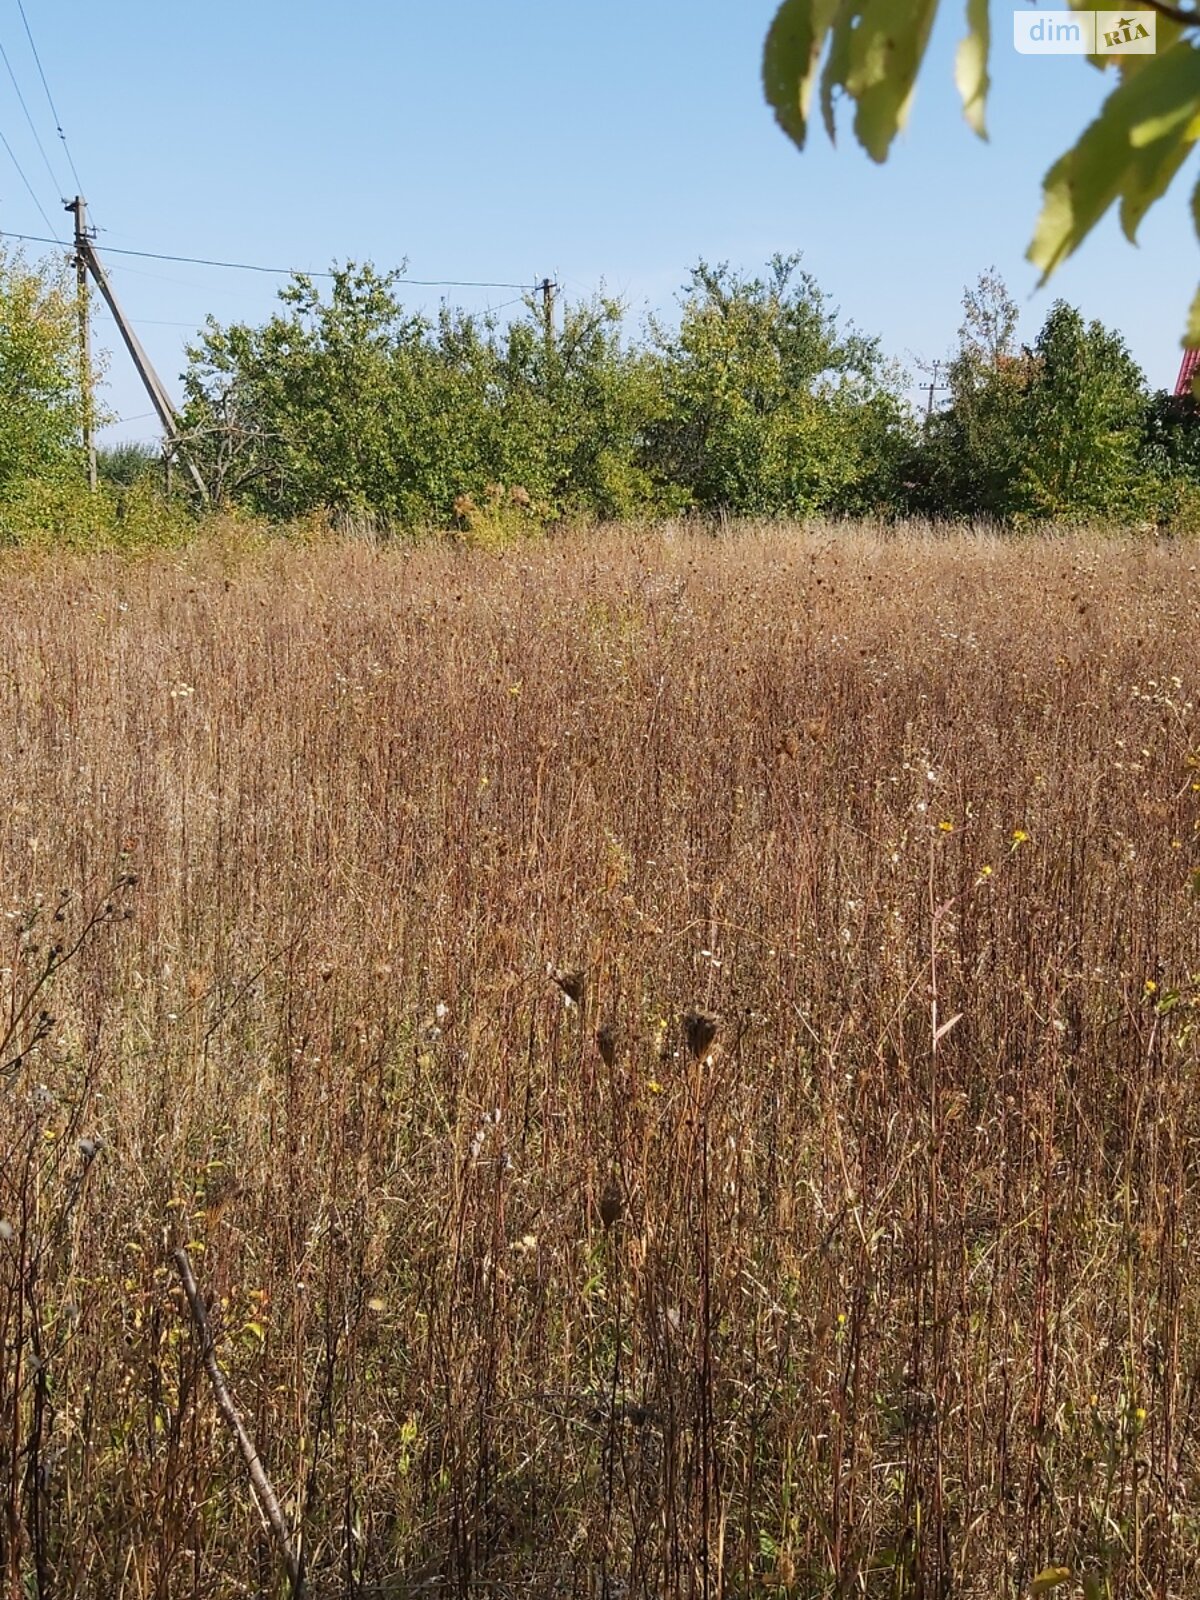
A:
5;247;1200;540
485;296;673;521
97;440;161;488
1013;301;1154;521
0;474;194;552
0;248;87;493
914;271;1027;519
179;255;918;531
646;255;912;516
761;0;1200;362
908;274;1200;527
180;265;670;528
450;481;544;550
1140;389;1200;531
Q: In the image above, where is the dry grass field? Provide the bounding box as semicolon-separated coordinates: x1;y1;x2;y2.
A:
0;524;1198;1600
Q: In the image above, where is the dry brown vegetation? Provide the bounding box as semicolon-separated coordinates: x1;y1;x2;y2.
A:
0;524;1198;1600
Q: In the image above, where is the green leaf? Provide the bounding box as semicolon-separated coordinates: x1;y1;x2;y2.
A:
763;0;842;149
1029;42;1200;283
1030;1568;1073;1596
955;0;990;138
821;5;857;143
844;0;941;162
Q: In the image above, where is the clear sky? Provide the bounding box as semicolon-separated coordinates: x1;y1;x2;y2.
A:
1;1;1195;442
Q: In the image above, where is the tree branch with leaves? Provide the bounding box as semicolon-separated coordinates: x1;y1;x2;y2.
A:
762;0;1200;363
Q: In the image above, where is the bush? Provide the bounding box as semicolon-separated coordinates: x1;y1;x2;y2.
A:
0;476;194;552
0;247;88;493
97;441;162;488
644;256;912;516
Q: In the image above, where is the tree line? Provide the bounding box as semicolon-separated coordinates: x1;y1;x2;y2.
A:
2;245;1199;542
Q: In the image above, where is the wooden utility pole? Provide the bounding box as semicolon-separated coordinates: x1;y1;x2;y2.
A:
924;360;950;423
66;197;97;492
537;276;556;355
65;196;209;501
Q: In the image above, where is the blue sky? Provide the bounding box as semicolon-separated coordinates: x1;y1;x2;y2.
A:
1;1;1195;441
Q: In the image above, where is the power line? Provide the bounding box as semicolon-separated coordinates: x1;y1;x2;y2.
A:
87;291;203;329
13;0;83;195
0;32;63;198
108;260;254;298
0;127;59;237
95;244;531;289
0;227;533;288
127;316;205;328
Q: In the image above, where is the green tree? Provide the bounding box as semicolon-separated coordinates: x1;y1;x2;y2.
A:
182;263;463;520
1013;301;1151;520
1144;385;1200;475
922;271;1025;517
1140;387;1200;530
761;1;1200;359
908;271;1026;517
0;248;83;492
912;283;1156;523
645;255;909;516
182;265;668;525
467;295;670;520
97;441;160;487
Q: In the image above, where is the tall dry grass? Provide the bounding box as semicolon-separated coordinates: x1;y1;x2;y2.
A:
0;524;1197;1599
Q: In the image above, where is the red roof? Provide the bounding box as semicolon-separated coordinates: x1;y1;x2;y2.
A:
1175;348;1200;397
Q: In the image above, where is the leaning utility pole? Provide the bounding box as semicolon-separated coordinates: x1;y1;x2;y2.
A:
67;197;97;492
65;197;209;501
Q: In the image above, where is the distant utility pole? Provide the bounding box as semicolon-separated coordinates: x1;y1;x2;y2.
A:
65;196;209;501
67;196;97;492
924;359;950;422
537;277;556;355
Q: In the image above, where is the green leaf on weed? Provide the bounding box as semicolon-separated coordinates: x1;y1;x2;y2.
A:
1030;1567;1073;1596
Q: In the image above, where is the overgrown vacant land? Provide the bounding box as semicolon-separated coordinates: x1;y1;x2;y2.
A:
0;527;1197;1599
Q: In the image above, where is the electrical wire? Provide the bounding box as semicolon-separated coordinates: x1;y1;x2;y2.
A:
108;260;256;299
482;295;528;317
13;0;83;195
0;126;59;237
0;227;533;288
126;316;204;329
0;33;62;197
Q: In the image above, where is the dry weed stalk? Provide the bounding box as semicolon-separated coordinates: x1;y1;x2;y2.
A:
0;525;1194;1597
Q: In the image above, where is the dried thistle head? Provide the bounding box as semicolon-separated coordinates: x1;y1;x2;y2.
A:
683;1007;719;1061
548;966;586;1009
599;1178;623;1230
596;1019;620;1068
